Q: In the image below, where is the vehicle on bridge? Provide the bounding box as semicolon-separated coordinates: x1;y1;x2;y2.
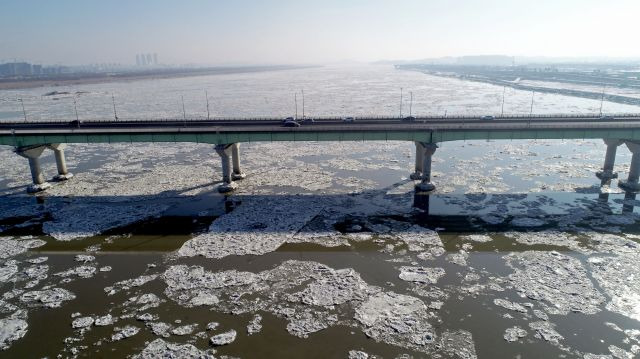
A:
480;115;495;121
342;116;355;122
403;116;416;122
282;120;300;127
69;120;82;128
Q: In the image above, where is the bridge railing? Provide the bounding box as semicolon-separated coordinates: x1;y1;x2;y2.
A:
2;112;640;124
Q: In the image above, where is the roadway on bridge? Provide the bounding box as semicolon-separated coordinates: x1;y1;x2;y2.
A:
2;116;640;136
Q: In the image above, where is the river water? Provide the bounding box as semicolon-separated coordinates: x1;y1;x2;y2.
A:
0;65;639;358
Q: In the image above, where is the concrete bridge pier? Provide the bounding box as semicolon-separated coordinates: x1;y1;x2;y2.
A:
47;143;73;181
410;142;425;180
16;145;51;193
596;139;623;180
230;143;246;180
215;144;238;193
619;142;640;192
416;142;438;192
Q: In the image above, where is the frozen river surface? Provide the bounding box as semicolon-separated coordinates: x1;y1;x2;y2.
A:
0;65;639;358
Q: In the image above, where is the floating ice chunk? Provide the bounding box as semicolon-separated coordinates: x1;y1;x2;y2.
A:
206;322;219;331
105;274;158;294
247;314;262;335
528;321;563;344
503;326;527;342
20;288;76;308
348;350;369;359
462;234;493;243
608;345;633;359
147;322;172;338
132;338;216;359
171;324;198;336
0;314;28;350
285;311;337;338
0;263;18;282
396;225;443;252
189;292;219;306
493;299;528;313
55;265;96;279
210;329;237;346
99;266;112;272
26;257;47;264
438;330;477;359
296;268;375;306
74;255;95;263
506;231;580;250
71;316;94;329
94;314;114;326
355;292;435;350
446;251;468;266
111;325;140;341
0;238;46;259
398;267;445;284
135;313;156;322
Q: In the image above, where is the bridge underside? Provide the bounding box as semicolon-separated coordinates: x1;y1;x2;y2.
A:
2;128;640;147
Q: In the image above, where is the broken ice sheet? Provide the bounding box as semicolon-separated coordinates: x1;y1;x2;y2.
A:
42;202;169;241
398;266;445;284
132;338;216;359
178;196;327;258
0;311;28;350
589;253;640;322
0;237;46;259
505;251;605;315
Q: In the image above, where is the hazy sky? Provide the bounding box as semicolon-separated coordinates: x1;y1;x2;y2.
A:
1;0;638;65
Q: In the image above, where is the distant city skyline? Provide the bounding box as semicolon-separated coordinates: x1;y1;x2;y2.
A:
1;0;639;66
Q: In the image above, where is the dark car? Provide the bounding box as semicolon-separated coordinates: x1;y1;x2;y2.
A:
402;116;416;122
480;115;495;121
69;119;82;128
282;116;295;123
342;117;355;122
283;120;300;127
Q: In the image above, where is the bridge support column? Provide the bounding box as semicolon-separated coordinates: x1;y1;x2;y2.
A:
619;142;640;192
16;145;51;193
230;143;246;180
215;144;238;193
596;139;622;180
410;142;424;180
416;142;437;192
47;143;73;181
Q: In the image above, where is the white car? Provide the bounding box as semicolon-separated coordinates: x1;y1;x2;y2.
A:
480;115;495;121
342;117;355;122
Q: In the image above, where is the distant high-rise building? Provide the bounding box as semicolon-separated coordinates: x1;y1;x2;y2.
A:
140;54;147;66
153;53;158;65
136;54;141;66
146;53;152;65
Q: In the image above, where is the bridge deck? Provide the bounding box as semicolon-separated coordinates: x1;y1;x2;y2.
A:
2;116;640;146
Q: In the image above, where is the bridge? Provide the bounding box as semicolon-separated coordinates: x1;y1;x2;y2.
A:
2;114;640;193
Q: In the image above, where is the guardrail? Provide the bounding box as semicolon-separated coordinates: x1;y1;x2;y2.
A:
2;113;640;125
